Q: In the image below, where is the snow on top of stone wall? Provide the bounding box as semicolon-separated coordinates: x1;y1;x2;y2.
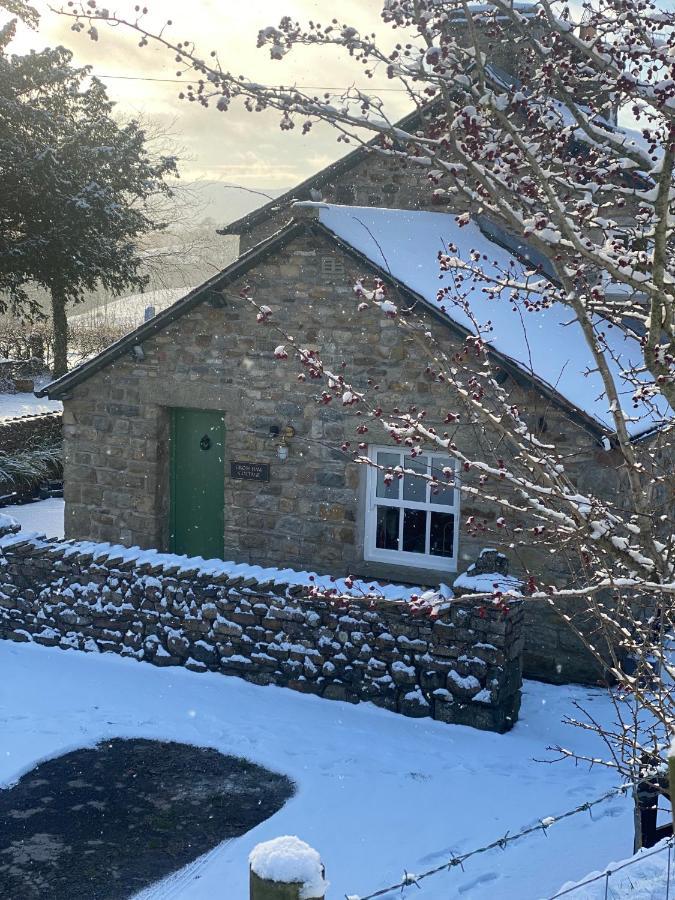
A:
0;513;19;537
454;571;523;596
0;530;451;602
318;204;669;438
249;835;328;898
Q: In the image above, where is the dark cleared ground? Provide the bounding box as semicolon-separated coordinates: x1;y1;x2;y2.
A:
0;738;295;899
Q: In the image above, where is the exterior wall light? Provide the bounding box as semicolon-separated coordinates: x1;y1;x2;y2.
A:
276;425;295;462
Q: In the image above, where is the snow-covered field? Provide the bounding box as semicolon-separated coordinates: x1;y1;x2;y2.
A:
68;286;193;328
0;391;61;420
1;641;637;900
1;498;64;539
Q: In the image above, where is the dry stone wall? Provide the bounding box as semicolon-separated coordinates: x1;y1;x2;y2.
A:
0;533;523;733
0;411;62;454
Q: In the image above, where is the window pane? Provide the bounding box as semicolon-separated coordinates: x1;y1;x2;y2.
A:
376;506;400;550
430;461;456;505
402;508;426;554
430;481;455;506
430;512;455;558
376;451;400;499
430;483;455;505
402;455;428;502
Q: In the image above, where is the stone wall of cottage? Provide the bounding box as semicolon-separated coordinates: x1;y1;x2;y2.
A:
0;533;524;732
60;223;623;683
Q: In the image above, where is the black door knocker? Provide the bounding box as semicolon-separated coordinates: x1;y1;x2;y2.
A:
200;434;211;451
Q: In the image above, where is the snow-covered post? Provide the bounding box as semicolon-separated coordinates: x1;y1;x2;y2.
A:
249;836;327;899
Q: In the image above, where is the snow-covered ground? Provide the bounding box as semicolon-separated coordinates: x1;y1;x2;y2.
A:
1;498;64;539
0;391;61;421
1;641;637;900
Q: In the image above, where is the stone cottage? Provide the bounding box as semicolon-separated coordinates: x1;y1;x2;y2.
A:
36;5;670;684
37;201;664;682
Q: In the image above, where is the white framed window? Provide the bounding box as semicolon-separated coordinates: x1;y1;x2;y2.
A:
364;447;460;572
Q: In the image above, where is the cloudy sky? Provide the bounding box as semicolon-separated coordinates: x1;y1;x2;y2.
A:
6;1;410;192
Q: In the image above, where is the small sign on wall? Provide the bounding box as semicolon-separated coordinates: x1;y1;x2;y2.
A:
230;460;270;482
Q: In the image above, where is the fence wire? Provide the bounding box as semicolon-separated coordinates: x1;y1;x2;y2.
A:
548;836;675;899
347;784;674;900
347;784;632;899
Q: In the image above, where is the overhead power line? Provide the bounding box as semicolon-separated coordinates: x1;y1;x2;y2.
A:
95;73;410;91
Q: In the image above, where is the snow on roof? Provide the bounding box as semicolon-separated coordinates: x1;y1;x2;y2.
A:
542;98;662;174
318;205;669;437
389;0;537;19
451;0;538;17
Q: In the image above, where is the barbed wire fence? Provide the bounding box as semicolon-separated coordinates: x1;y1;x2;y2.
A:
344;782;673;900
548;836;674;899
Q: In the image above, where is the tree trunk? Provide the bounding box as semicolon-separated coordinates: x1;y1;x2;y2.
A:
50;289;68;378
669;753;675;836
633;783;644;853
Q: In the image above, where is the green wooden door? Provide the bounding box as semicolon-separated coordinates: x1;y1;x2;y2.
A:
170;408;225;559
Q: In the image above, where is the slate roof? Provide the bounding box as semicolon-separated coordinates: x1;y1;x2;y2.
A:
316;205;669;439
